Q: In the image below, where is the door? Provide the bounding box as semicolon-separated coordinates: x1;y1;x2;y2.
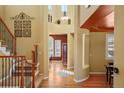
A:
62;43;67;65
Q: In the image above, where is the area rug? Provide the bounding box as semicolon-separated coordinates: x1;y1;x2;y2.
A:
57;70;74;78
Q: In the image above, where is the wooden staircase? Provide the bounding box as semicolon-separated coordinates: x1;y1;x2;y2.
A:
0;17;39;88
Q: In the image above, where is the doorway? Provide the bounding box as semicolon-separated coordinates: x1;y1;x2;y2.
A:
48;34;67;65
62;43;67;66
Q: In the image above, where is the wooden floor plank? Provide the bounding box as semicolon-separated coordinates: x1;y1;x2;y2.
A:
39;61;111;88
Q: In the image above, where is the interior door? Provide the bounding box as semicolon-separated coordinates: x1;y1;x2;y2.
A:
62;43;67;65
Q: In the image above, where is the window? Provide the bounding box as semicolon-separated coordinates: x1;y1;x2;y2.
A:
55;40;61;57
48;36;54;57
60;5;70;23
48;5;52;22
61;5;68;12
106;33;114;60
48;5;52;11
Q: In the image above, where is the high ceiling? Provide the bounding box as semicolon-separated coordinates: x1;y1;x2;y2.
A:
81;5;114;32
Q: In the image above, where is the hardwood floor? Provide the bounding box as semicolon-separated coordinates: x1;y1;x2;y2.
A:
39;61;111;88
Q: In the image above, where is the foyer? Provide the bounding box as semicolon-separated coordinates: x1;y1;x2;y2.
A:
40;61;110;88
0;5;124;88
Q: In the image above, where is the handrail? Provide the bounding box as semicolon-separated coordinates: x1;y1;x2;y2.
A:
0;44;38;88
0;55;36;88
0;17;16;55
0;56;25;58
32;50;35;88
0;17;15;39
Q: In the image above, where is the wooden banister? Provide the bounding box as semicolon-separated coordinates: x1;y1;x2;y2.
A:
0;17;16;55
20;57;24;88
32;50;35;88
0;17;15;39
0;44;38;88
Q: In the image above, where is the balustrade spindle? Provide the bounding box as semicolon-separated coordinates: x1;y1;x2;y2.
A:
0;52;37;88
8;58;10;87
2;58;4;87
11;58;13;87
17;57;19;87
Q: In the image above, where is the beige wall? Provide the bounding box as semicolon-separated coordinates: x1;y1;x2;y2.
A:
40;6;49;78
89;32;110;72
1;5;49;79
48;5;74;34
4;6;41;59
49;5;74;25
48;23;74;34
67;33;74;69
0;5;4;18
114;6;124;87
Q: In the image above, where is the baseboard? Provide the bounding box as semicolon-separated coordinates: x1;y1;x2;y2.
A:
90;72;106;74
73;75;89;83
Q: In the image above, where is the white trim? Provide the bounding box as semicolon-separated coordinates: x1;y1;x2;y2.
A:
90;72;106;74
73;75;89;83
43;77;49;80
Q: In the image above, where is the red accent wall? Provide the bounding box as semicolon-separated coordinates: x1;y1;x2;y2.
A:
49;34;67;60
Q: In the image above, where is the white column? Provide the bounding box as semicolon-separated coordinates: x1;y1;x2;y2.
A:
74;6;89;83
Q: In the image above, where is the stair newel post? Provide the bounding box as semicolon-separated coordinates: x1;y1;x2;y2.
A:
34;44;38;64
13;38;16;55
20;57;24;88
32;50;35;88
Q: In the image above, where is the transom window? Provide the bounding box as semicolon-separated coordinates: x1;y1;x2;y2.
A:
61;5;68;12
48;5;52;11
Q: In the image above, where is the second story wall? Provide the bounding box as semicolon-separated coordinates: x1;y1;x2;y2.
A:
0;6;5;19
48;5;74;34
3;5;43;59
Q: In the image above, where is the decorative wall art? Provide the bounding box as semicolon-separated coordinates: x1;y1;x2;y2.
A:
11;12;34;37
